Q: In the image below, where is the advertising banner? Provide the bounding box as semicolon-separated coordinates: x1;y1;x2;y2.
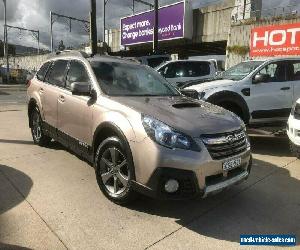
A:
250;23;300;57
120;2;190;46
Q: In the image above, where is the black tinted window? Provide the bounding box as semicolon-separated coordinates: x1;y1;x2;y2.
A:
45;60;68;87
257;62;288;82
184;62;210;77
290;61;300;81
36;61;51;81
147;57;169;68
66;61;90;89
159;62;210;78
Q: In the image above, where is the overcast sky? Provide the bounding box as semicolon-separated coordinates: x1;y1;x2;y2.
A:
0;0;299;50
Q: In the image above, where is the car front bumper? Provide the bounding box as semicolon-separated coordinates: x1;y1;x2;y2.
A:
130;137;252;200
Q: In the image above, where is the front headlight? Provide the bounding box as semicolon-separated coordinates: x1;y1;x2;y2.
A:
142;115;200;151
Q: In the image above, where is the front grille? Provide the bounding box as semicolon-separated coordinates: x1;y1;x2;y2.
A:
202;129;248;160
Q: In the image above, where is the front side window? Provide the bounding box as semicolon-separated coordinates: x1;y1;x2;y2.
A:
257;62;287;82
66;61;90;89
221;61;263;81
45;60;68;87
36;61;51;81
91;61;179;96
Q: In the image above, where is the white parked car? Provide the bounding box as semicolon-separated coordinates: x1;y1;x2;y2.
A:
156;60;217;87
184;57;300;127
287;99;300;158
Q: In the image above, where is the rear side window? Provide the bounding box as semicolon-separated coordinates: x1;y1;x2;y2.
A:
45;60;68;87
36;61;51;81
66;61;90;89
184;62;210;77
290;61;300;81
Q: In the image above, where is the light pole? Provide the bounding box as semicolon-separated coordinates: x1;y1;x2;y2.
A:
90;0;97;55
153;0;159;54
3;0;9;83
103;0;110;44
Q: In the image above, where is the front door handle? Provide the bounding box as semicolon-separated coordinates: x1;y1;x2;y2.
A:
59;95;65;103
280;87;290;91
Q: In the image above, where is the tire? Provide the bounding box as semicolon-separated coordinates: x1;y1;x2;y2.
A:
289;140;300;159
94;136;137;205
30;106;51;146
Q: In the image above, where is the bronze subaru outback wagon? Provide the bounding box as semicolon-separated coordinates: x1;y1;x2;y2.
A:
27;51;252;204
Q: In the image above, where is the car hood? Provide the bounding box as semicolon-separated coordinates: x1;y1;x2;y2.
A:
111;96;242;137
184;79;236;92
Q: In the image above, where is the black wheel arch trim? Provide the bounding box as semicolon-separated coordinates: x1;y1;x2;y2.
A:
92;122;135;172
206;90;250;124
28;98;38;128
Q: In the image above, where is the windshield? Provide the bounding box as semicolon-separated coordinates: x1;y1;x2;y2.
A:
220;61;263;81
91;61;180;96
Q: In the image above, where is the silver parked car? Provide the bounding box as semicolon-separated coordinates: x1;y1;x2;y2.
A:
27;51;252;205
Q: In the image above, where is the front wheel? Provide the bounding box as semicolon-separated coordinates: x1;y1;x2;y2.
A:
95;136;137;205
30;107;51;146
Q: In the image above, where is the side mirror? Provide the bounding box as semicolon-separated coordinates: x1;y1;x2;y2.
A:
70;82;92;96
180;89;199;100
253;74;269;84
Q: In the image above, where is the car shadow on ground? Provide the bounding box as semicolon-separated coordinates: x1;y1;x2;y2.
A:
0;138;66;151
128;158;300;244
0;165;33;250
0;243;32;250
250;136;292;157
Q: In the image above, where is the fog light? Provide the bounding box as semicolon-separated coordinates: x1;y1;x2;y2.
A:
164;179;179;193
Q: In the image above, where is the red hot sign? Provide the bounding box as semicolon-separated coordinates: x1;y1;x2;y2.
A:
250;23;300;57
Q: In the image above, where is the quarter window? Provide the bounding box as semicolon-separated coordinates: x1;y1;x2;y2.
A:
45;60;68;87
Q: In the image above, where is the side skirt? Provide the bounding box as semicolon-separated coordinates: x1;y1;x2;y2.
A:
42;122;94;163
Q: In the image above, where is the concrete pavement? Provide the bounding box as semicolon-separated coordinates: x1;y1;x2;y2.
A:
0;105;299;250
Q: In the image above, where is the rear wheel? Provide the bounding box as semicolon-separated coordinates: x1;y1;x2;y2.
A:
289;140;300;159
30;107;51;146
95;136;137;205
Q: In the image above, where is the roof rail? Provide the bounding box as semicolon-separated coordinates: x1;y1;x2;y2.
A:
49;50;90;59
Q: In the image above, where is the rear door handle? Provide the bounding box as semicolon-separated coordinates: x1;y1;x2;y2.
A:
280;87;290;91
39;87;44;94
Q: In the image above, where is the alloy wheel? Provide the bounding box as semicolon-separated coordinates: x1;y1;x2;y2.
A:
99;147;129;196
32;110;42;141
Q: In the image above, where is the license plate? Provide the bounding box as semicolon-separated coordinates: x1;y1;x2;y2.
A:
223;157;242;171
